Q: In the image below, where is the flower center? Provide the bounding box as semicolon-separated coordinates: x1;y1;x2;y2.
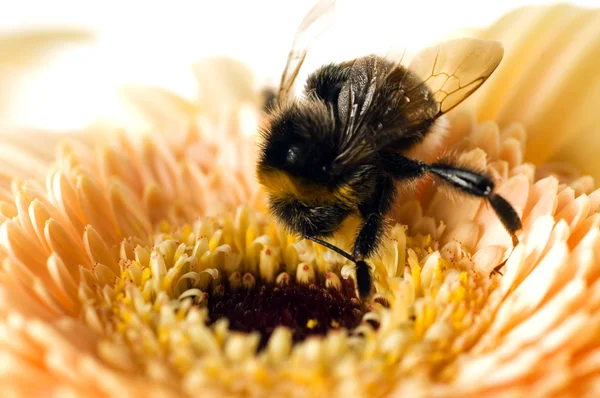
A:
206;277;365;348
88;206;495;384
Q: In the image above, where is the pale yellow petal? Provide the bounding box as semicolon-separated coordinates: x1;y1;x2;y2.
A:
467;5;600;180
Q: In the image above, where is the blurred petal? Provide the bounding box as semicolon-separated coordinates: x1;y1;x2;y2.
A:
193;56;262;118
0;127;105;193
118;85;198;134
464;5;600;180
0;29;92;67
0;29;93;119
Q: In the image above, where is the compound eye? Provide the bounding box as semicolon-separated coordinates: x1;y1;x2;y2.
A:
286;145;300;166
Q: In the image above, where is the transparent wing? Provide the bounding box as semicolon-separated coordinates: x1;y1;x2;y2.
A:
405;38;504;119
277;0;336;105
369;38;503;152
275;1;503;156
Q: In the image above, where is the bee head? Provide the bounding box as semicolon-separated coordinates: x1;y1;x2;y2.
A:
259;99;339;184
256;99;377;238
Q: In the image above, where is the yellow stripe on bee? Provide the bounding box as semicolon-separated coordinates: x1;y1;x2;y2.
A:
257;167;357;206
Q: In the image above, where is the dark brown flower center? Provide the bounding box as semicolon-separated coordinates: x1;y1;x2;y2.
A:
206;278;367;349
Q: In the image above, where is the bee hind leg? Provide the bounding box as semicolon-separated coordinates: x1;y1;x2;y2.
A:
380;151;522;247
426;162;522;246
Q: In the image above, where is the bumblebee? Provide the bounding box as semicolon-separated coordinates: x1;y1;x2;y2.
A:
256;0;522;299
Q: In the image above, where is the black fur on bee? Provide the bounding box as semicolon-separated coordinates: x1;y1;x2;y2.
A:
257;0;521;299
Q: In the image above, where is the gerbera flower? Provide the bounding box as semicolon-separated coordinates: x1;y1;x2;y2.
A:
1;4;600;398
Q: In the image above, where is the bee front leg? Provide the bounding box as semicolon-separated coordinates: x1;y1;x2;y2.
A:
353;176;396;259
352;175;396;298
352;213;385;261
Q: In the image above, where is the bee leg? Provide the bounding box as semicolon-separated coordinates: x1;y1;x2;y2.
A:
352;176;396;299
380;152;522;246
491;263;504;276
426;162;522;246
379;151;428;180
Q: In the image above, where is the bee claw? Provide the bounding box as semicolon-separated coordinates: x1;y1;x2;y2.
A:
491;263;505;276
511;234;520;248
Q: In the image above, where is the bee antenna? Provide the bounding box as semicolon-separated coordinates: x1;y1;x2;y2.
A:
304;236;356;263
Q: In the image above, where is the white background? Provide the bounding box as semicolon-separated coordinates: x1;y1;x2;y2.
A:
1;0;599;131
